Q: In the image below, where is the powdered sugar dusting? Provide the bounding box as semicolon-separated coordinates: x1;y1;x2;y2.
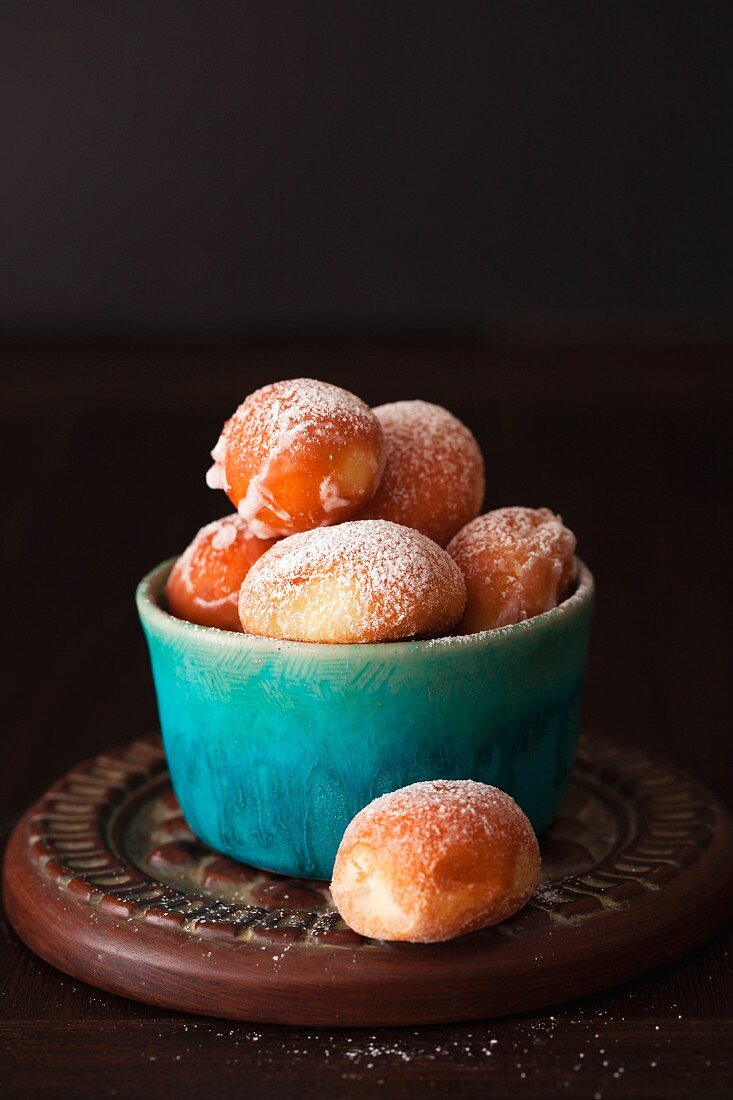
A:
174;516;242;607
359;400;484;545
332;779;540;942
319;475;352;512
239;519;466;643
352;779;534;865
205;454;229;490
210;522;238;551
206;426;231;490
232;379;375;449
206;379;383;535
449;506;576;571
236;469;290;535
166;514;275;630
448;506;577;630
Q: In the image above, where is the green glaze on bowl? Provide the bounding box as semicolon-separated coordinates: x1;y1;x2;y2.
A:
137;559;594;880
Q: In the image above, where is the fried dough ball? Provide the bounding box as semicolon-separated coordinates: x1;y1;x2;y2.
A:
238;519;466;643
206;379;385;538
358;400;485;546
331;780;540;942
447;506;577;633
166;515;276;631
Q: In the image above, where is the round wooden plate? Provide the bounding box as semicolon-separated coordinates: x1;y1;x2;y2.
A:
4;733;733;1026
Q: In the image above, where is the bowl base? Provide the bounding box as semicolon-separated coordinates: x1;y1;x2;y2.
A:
4;731;733;1026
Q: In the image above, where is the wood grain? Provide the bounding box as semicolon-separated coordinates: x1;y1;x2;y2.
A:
2;1018;732;1098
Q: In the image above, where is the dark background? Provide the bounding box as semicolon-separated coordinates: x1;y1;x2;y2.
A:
1;0;732;338
1;3;732;1096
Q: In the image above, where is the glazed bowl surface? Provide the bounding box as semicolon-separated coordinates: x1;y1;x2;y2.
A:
137;559;594;879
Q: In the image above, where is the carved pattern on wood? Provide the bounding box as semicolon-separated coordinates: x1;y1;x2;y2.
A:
27;733;715;948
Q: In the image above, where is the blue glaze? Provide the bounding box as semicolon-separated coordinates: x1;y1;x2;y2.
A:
137;559;594;880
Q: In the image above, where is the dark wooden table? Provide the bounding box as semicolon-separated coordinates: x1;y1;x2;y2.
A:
2;338;731;1097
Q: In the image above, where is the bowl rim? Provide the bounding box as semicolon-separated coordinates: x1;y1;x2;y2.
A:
137;556;594;657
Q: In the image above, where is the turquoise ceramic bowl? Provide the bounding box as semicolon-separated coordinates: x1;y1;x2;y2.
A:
137;559;594;880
